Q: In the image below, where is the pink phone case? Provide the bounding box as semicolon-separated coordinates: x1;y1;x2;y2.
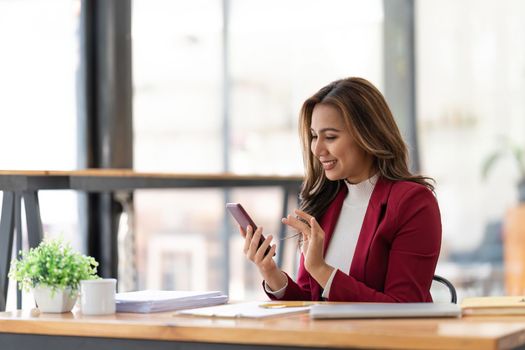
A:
226;203;258;232
226;203;272;256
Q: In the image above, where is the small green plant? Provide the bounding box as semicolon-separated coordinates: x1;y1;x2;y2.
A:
482;137;525;202
8;238;99;293
482;138;525;181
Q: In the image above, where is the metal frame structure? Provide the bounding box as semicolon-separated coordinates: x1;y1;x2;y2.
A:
78;0;133;282
0;171;301;311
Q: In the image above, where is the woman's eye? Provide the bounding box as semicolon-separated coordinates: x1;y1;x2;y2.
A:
325;136;337;140
311;135;318;139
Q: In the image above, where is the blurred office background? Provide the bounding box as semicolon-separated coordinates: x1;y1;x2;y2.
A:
1;0;524;309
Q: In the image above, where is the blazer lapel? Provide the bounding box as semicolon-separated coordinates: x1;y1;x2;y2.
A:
349;177;393;281
321;184;348;254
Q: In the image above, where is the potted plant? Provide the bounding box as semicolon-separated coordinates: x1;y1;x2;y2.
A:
8;238;99;313
482;138;525;202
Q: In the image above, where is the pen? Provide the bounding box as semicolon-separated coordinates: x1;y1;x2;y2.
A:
259;301;318;309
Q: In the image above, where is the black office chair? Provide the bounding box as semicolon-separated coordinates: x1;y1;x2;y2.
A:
432;275;457;304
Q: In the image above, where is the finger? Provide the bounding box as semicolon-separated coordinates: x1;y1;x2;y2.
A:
245;225;258;257
301;230;309;242
238;224;247;238
242;225;251;253
310;217;322;236
281;215;310;236
254;234;273;262
309;217;325;244
248;226;263;257
262;244;277;265
294;209;314;222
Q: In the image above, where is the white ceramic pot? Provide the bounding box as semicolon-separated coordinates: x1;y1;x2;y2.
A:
33;285;78;313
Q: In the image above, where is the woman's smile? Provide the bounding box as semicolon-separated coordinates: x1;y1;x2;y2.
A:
320;159;337;170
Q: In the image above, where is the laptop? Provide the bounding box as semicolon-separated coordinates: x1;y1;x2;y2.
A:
310;302;461;319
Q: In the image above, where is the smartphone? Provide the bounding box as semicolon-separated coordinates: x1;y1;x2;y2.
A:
226;202;273;256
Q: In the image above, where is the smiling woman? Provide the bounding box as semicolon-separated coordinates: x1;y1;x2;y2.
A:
309;103;374;184
298;78;435;219
241;77;442;303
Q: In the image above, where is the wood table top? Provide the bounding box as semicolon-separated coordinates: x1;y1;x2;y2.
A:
0;169;303;191
1;308;525;350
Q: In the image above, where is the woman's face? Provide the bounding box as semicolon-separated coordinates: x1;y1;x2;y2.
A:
310;103;374;183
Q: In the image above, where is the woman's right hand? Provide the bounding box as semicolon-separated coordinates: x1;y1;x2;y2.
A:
239;225;287;291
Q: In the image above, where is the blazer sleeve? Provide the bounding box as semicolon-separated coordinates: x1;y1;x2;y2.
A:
327;185;441;302
263;254;314;301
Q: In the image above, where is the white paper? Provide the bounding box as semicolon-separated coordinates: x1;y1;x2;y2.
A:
116;290;228;313
176;301;310;318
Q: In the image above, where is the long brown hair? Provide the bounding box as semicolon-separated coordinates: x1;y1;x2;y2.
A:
299;77;434;218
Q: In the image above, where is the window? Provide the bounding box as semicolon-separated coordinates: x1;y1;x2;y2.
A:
417;0;525;297
0;0;80;310
132;0;383;298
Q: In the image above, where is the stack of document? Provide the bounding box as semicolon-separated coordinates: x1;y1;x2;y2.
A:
461;296;525;316
176;301;311;318
116;290;228;313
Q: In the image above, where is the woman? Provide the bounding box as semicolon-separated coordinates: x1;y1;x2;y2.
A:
241;77;441;302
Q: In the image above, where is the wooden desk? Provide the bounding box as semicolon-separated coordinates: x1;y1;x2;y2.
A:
0;170;303;310
1;309;525;350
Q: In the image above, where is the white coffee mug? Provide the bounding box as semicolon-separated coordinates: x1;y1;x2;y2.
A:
80;278;116;315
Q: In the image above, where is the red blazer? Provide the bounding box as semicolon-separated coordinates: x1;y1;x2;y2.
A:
266;177;441;302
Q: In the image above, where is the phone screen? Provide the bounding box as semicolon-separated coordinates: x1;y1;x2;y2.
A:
226;203;272;256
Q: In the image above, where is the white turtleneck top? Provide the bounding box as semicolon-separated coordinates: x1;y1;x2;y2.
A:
321;173;378;297
265;174;378;299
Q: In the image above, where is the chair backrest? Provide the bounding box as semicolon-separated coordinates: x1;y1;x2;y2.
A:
431;275;457;304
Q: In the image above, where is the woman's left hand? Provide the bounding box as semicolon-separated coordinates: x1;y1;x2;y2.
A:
282;209;326;273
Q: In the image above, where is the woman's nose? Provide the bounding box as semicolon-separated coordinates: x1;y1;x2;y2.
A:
312;139;326;156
